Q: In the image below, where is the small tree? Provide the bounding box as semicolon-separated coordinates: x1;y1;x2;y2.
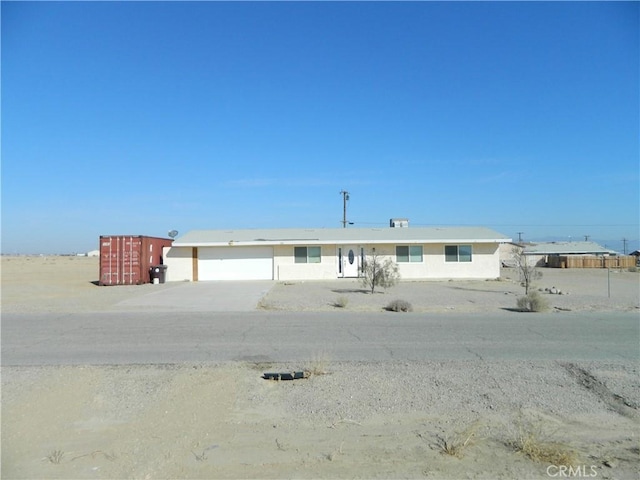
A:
360;251;400;294
512;246;542;294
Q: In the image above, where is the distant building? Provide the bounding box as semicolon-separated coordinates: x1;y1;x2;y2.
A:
522;241;628;268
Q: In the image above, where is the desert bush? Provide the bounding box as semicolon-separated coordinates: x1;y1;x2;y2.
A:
361;252;400;294
334;296;349;308
628;266;638;273
47;450;64;464
434;422;481;458
517;291;549;312
306;351;330;376
386;299;413;312
509;416;577;466
256;298;274;310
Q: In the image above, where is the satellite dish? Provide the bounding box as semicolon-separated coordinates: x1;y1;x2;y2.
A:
168;230;178;239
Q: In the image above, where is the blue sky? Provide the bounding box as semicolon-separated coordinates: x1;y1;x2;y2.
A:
2;1;638;254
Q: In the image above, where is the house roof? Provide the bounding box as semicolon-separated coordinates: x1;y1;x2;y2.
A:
523;241;618;256
173;227;511;247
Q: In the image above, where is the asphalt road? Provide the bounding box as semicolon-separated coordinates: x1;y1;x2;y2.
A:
2;311;638;366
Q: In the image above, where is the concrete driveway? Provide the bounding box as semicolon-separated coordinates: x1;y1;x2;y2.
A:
112;280;274;312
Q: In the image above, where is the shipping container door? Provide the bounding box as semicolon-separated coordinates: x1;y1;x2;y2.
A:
123;237;142;284
100;236;143;285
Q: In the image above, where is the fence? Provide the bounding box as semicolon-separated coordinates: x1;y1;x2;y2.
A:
547;255;636;269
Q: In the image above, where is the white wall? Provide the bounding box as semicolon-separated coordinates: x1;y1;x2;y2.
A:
273;245;338;280
358;243;501;280
500;243;521;265
275;242;502;281
421;243;501;279
164;246;193;282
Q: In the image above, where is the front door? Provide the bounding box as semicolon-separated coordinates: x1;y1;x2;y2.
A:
339;246;359;278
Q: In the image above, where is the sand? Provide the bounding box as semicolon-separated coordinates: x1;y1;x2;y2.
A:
1;256;639;479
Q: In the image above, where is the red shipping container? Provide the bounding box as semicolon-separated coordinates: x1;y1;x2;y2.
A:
99;235;174;286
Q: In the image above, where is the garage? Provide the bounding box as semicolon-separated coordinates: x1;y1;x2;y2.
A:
198;246;273;280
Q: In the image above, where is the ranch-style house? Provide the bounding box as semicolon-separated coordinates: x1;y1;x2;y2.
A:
163;225;511;282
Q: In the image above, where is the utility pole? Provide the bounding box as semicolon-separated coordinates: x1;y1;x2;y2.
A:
622;238;628;255
517;232;524;244
340;190;350;228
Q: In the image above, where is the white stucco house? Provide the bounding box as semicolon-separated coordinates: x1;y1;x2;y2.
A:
163;226;511;282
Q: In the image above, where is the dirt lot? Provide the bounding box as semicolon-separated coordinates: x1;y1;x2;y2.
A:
1;255;638;314
258;266;640;314
1;256;639;479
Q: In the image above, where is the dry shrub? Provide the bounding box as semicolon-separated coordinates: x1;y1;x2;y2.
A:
386;299;413;312
47;450;64;464
333;296;349;308
436;424;479;458
256;298;274;310
306;351;330;377
510;416;577;466
517;291;549;312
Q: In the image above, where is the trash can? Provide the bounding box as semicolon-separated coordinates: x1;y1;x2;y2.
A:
150;265;168;284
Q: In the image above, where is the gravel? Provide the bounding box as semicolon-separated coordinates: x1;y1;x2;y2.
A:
259;268;640;314
248;360;640;426
9;358;634;432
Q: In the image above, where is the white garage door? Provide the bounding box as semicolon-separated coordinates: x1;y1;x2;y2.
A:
198;246;273;280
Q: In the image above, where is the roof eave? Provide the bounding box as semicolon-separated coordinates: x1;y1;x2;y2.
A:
173;237;512;248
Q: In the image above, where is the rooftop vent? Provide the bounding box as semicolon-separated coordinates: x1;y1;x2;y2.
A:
390;218;409;228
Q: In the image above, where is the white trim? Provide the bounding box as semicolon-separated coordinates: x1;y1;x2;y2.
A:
177;238;508;248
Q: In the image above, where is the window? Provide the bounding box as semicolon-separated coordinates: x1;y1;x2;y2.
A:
294;246;321;263
445;245;472;262
396;245;423;263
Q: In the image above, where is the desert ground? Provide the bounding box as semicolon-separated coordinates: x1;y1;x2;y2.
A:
1;255;639;480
